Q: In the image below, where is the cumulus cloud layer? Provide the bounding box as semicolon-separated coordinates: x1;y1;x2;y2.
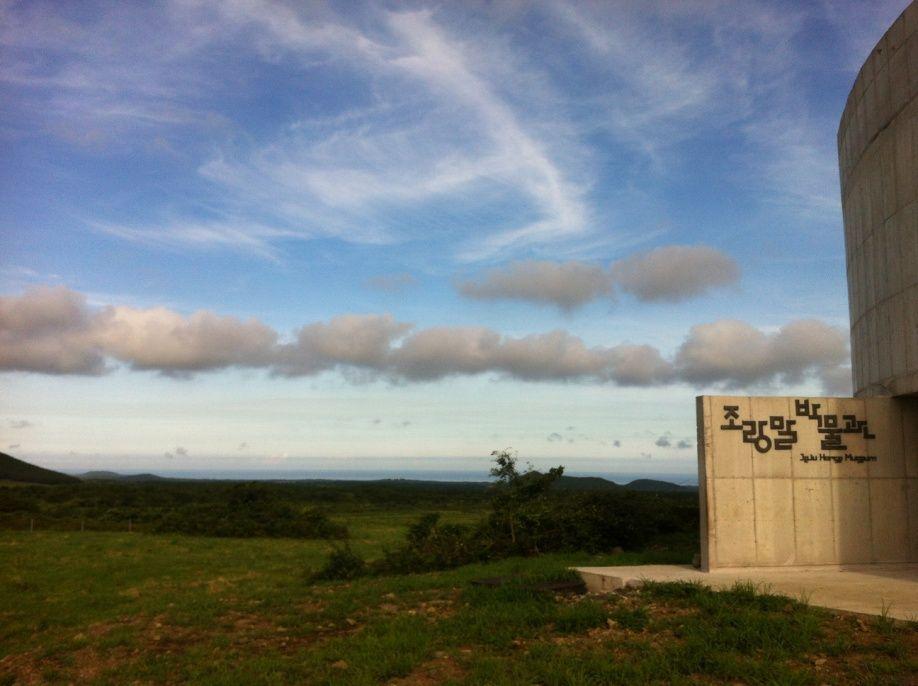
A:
457;245;739;310
610;245;740;302
0;286;106;374
458;260;613;311
0;286;848;392
98;306;277;375
674;319;849;388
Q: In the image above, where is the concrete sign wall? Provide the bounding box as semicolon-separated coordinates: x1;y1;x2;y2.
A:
696;395;918;570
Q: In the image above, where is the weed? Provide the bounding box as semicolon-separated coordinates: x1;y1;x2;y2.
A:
610;605;649;631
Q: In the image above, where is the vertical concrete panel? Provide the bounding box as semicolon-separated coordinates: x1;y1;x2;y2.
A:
867;311;881;392
902;397;918;479
876;300;892;382
889;45;909;120
875;63;892;129
863;232;876;309
713;478;757;568
907;1;918;38
697;396;714;572
909;25;918;102
895;107;915;212
854;323;867;394
843;12;917;399
833;479;873;564
792;396;833;479
907;284;918;381
793;480;836;564
870;479;910;562
829;397;870;479
864;80;879;146
851;243;863;321
865;398;906;477
902;204;918;289
886;215;903;296
879;130;899;220
875;220;889;303
699;395;913;568
889;287;908;378
908;479;918;561
753;478;796;566
710;396;753;478
751;397;793;478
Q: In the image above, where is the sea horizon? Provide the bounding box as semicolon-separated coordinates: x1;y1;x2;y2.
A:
63;467;698;486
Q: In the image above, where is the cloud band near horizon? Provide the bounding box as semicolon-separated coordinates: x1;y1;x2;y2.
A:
1;286;850;394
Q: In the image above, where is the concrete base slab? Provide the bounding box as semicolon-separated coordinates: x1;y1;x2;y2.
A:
575;564;918;620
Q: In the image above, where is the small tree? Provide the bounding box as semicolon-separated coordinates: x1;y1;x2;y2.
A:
488;449;563;550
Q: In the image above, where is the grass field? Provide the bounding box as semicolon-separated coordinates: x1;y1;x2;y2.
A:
1;508;916;685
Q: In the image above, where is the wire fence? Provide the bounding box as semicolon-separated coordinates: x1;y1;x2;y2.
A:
0;515;140;533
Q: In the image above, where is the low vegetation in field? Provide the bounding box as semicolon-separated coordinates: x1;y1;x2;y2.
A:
0;479;486;539
1;530;915;685
0;452;697;558
313;452;698;580
1;453;914;684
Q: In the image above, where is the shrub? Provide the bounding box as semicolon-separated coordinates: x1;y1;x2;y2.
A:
310;449;699;579
151;493;348;539
373;514;484;574
487;449;563;554
311;545;367;581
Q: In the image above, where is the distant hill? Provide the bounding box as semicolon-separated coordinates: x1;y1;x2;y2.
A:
0;452;80;485
624;479;696;493
79;471;170;482
553;475;695;493
551;475;621;491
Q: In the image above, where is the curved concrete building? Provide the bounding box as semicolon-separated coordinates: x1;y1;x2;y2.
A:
838;0;918;398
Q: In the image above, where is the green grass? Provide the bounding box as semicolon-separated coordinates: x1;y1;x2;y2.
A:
1;514;915;685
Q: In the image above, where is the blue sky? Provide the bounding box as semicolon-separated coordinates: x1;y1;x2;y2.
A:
0;0;908;475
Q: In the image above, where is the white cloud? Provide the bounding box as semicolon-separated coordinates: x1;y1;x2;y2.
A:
458;260;613;311
0;286;849;393
0;286;107;375
611;245;740;302
97;305;277;375
675;318;849;388
275;314;412;377
457;246;738;309
0;286;275;376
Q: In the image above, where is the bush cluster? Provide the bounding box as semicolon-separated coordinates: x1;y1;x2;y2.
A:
0;481;348;540
311;450;698;580
151;484;347;539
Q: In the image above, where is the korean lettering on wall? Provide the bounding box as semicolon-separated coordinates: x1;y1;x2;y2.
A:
719;399;875;454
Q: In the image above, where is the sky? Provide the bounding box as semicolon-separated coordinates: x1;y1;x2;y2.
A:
0;0;909;476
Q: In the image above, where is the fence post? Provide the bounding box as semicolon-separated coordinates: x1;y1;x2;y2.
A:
81;519;85;532
128;519;132;533
30;518;34;533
